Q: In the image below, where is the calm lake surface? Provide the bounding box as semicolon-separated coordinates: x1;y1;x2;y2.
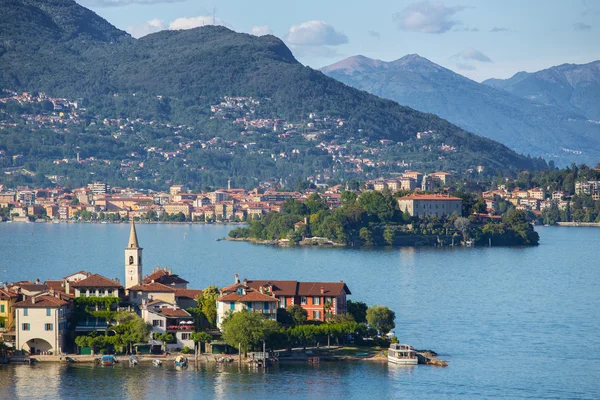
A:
0;223;599;399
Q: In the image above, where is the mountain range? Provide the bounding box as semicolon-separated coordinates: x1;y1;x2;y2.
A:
483;61;600;121
322;55;600;166
0;0;546;190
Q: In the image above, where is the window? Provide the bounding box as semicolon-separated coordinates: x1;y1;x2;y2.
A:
45;323;53;331
300;296;307;305
153;320;160;327
181;333;190;340
279;297;286;308
133;292;137;299
23;308;28;317
46;308;51;317
312;297;321;305
230;302;235;310
22;323;30;331
247;302;253;311
312;311;321;320
0;304;4;313
0;320;5;329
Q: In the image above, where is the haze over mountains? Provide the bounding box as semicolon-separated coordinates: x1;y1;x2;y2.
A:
322;55;600;166
0;0;547;190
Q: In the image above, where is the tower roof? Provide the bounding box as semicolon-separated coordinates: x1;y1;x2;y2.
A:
127;220;141;249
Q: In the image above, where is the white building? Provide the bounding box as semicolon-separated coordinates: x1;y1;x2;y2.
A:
14;293;71;355
397;194;463;217
141;301;195;351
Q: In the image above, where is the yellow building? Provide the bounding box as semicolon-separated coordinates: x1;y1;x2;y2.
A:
0;287;19;345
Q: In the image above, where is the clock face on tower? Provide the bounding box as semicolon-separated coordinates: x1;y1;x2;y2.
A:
129;268;134;275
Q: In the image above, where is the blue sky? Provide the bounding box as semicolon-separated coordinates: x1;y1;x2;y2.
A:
77;0;600;82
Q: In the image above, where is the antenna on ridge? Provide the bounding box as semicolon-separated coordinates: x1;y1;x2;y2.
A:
212;7;216;25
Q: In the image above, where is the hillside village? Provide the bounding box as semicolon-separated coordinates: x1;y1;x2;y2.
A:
0;89;500;190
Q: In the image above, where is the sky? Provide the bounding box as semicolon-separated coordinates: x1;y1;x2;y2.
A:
76;0;600;82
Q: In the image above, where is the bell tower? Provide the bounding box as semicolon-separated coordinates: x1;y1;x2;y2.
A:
125;220;143;290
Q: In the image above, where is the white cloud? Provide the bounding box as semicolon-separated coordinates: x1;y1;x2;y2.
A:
490;26;510;32
285;21;348;46
573;22;592;31
452;48;492;63
251;25;273;36
79;0;184;7
126;18;165;38
394;1;466;34
169;16;227;30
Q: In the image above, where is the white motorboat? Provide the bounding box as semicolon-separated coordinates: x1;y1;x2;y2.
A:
388;343;418;365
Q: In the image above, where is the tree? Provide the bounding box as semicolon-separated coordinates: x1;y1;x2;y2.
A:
190;331;212;362
305;193;329;214
196;286;220;328
383;227;396;245
220;310;273;355
359;227;373;245
366;305;396;335
286;304;308;326
347;300;368;323
454;217;471;241
154;332;174;353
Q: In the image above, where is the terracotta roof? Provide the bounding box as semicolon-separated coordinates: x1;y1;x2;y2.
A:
243;280;352;296
397;194;462;201
297;282;351;296
0;288;18;299
157;308;192;318
220;282;247;292
15;284;49;292
219;291;278;303
174;289;203;299
71;274;123;289
244;280;299;297
44;280;72;294
128;282;176;293
143;269;189;285
14;295;69;308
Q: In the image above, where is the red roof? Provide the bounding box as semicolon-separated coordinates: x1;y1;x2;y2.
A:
174;289;203;299
219;291;278;303
157;308;191;318
128;282;176;293
143;269;189;285
241;280;352;297
398;194;462;201
0;288;18;299
14;295;69;308
71;274;123;289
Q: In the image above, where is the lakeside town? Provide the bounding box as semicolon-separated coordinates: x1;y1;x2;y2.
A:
0;221;427;366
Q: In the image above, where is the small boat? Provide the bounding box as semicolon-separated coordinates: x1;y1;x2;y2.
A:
388;343;418;365
101;355;117;366
129;355;139;366
152;359;163;367
174;355;188;367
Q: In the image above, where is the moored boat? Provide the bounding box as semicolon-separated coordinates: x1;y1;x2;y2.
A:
101;355;117;366
388;343;418;365
174;355;188;367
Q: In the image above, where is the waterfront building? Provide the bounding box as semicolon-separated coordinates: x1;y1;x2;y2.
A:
0;287;18;346
128;282;176;305
14;292;71;355
141;302;195;352
397;193;463;217
216;275;352;328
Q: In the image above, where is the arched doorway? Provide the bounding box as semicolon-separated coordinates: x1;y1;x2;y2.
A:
23;338;53;355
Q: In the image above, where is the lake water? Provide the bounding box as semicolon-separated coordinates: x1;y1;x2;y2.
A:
0;223;599;399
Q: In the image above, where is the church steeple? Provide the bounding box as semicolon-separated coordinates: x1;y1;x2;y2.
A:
125;220;143;290
128;220;140;249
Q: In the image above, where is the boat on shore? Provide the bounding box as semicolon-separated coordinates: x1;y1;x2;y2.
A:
388;343;418;365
